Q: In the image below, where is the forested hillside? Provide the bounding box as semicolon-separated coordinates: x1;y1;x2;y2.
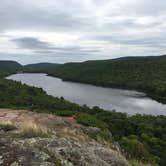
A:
50;55;166;103
0;61;61;75
0;61;22;74
23;63;60;73
3;55;166;106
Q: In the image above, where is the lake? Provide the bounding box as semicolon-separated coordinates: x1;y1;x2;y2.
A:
7;73;166;116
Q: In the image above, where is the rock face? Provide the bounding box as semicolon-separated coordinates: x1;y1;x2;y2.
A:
0;109;129;166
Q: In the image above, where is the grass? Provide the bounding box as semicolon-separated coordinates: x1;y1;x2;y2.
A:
129;160;157;166
0;121;17;132
19;121;52;138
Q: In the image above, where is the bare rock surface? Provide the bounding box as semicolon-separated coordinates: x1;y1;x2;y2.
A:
0;109;129;166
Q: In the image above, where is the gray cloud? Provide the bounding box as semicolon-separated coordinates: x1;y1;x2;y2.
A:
92;35;166;48
122;0;166;16
0;0;93;32
0;0;164;33
0;0;166;63
12;37;100;55
12;37;53;50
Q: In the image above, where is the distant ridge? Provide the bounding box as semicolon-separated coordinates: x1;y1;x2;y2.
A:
0;60;22;73
23;63;60;73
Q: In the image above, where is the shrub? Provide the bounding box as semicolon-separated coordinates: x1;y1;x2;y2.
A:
76;113;107;129
55;110;76;117
120;137;153;162
129;160;155;166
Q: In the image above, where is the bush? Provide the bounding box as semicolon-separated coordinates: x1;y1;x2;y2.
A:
129;160;155;166
55;110;76;117
76;113;107;129
120;137;154;162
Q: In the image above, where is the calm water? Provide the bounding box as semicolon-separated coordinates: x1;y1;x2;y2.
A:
7;73;166;116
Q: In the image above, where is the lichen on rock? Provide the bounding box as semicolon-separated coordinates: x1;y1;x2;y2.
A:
0;109;129;166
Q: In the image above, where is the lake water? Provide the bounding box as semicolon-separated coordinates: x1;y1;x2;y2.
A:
7;73;166;116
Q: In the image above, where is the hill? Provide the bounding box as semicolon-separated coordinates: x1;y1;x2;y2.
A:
0;60;22;75
50;55;166;103
0;61;60;76
23;63;60;73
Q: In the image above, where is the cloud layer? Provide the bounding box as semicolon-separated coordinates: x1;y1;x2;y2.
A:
0;0;166;64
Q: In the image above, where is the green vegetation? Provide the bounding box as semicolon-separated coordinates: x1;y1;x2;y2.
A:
76;113;107;129
96;112;166;166
0;60;22;74
76;113;112;141
0;60;60;75
55;110;76;117
129;160;154;166
0;76;165;165
3;55;166;104
0;79;78;111
23;63;60;73
50;55;166;104
0;59;166;165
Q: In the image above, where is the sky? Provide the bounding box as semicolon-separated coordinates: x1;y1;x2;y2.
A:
0;0;166;64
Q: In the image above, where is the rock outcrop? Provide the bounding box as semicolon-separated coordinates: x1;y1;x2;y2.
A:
0;109;129;166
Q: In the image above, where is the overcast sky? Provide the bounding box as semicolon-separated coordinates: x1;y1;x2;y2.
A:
0;0;166;64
